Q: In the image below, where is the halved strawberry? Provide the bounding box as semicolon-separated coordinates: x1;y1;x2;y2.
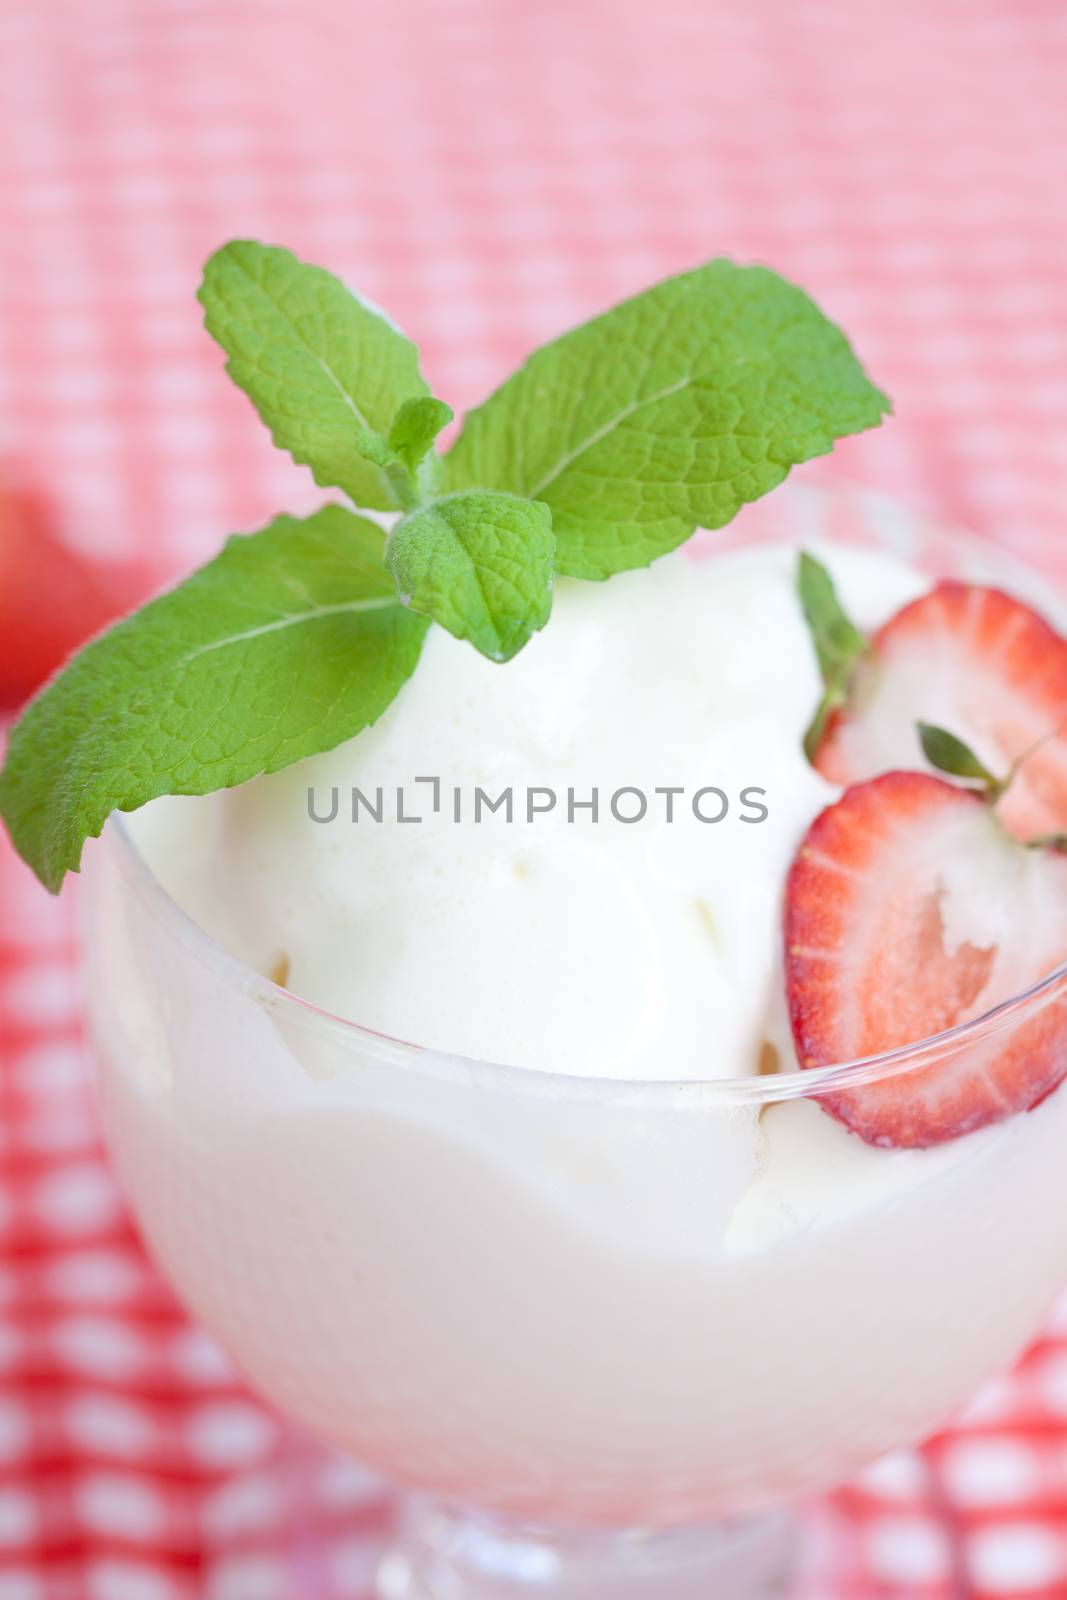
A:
812;583;1067;842
785;771;1067;1148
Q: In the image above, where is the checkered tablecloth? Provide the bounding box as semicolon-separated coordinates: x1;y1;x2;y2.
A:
3;1;1067;1595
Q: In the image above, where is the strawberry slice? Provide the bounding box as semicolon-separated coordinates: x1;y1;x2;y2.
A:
812;583;1067;842
785;771;1067;1148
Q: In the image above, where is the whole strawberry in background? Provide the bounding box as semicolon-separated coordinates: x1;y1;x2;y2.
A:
0;478;148;713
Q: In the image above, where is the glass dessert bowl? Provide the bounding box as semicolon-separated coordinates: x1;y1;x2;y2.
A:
79;485;1067;1599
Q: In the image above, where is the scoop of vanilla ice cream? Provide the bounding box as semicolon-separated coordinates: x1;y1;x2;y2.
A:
128;537;927;1080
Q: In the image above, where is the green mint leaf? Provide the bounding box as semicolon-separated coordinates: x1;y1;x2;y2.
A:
918;722;1005;798
351;428;394;468
200;240;430;511
386;490;554;662
444;260;889;580
388;396;454;474
356;395;453;469
0;506;428;893
797;551;868;761
344;399;453;511
349;425;421;510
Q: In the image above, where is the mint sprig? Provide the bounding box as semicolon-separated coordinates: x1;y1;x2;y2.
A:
445;262;889;579
0;508;427;892
1;240;890;891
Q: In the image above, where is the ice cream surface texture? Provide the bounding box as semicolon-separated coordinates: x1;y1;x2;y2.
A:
87;525;1067;1525
130;536;927;1081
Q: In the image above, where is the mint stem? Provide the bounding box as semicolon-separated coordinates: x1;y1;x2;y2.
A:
384;459;421;512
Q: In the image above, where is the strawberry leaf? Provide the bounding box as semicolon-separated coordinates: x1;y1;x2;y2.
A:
797;551;868;760
918;722;1006;799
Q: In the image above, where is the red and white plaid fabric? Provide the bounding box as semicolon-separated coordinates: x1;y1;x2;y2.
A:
3;1;1067;1594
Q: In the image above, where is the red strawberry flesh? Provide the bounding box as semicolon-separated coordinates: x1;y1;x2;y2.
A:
814;583;1067;841
786;771;1067;1148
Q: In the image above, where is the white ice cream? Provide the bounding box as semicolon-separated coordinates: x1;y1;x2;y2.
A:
129;536;928;1080
84;527;1067;1528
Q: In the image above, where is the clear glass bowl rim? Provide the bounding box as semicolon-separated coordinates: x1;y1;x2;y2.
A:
103;484;1067;1111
